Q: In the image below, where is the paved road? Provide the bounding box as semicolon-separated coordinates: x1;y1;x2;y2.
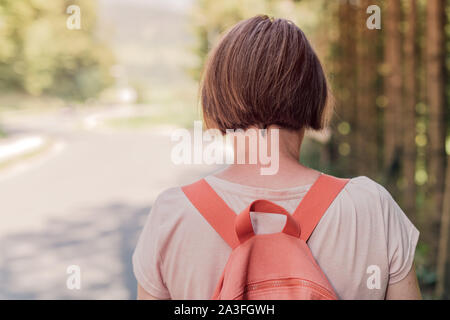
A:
0;108;219;299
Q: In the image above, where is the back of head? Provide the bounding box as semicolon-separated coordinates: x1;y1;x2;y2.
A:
201;15;331;134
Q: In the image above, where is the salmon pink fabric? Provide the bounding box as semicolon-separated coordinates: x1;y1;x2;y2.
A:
182;174;348;300
212;201;337;299
132;174;420;299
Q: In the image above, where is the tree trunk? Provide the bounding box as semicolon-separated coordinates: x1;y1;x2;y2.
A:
355;0;378;178
403;0;418;222
436;155;450;298
426;0;446;265
383;0;403;179
333;1;358;176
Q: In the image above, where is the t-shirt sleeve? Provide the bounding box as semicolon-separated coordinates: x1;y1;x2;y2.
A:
132;195;171;299
377;184;420;284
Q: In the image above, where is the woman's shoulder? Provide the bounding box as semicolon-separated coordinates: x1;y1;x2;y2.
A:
147;186;194;224
151;175;400;222
335;175;417;239
152;185;192;211
154;186;186;204
153;176;391;207
336;175;400;218
343;175;392;203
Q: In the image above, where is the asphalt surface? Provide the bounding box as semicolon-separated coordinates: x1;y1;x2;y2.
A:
0;108;219;299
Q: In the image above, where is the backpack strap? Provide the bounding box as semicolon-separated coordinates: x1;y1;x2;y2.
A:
293;174;350;241
182;179;240;249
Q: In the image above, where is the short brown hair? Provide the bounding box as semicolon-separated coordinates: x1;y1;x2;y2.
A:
200;15;330;134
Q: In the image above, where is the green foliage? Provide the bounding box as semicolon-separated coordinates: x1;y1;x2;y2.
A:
415;241;438;298
0;0;114;102
189;0;327;80
446;2;450;134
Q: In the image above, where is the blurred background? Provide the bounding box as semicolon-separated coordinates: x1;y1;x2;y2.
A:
0;0;448;299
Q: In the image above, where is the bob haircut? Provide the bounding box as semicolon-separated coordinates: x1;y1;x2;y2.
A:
200;15;331;134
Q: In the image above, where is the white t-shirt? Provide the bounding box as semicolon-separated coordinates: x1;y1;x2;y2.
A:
133;175;419;299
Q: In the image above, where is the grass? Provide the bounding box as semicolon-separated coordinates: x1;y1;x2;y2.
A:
106;107;198;129
0;138;54;172
0;85;202;131
0;93;66;116
106;84;201;130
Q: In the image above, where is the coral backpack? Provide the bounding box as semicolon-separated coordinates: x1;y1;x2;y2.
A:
182;173;349;300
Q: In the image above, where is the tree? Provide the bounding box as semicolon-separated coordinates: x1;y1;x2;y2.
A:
329;0;358;176
355;0;379;178
426;0;446;265
436;155;450;298
402;0;418;221
0;0;114;102
383;0;403;180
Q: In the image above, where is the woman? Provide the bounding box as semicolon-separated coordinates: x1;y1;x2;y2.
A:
133;15;421;300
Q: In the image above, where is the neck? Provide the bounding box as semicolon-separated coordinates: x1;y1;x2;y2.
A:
214;126;321;188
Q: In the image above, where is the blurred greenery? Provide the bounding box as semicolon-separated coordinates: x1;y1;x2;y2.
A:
0;0;114;102
106;102;198;130
189;0;326;80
